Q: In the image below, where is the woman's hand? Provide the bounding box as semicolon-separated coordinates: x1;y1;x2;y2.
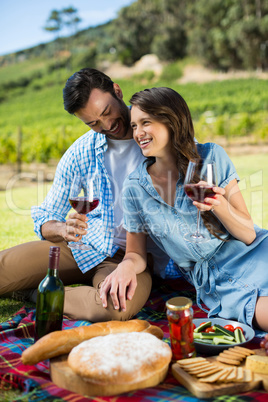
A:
99;262;137;312
193;185;225;212
193;179;255;244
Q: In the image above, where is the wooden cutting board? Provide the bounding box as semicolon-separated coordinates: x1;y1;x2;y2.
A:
172;348;268;399
50;353;169;397
50;349;268;398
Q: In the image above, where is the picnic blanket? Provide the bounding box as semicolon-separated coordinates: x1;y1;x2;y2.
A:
0;276;267;402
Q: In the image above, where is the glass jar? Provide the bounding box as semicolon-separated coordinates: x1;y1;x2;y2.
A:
166;296;195;361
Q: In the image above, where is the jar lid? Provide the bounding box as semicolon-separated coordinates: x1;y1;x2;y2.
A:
166;296;192;311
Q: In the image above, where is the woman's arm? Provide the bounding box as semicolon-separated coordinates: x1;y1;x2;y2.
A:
99;232;147;312
194;179;256;244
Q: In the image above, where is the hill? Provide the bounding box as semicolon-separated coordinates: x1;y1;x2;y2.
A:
0;0;267;167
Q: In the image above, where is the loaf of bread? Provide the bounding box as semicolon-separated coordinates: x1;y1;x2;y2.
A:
246;354;268;374
67;332;172;396
21;319;163;365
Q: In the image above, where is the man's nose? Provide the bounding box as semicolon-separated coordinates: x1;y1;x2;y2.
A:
101;117;113;132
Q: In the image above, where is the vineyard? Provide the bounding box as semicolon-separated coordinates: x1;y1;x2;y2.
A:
0;59;268;165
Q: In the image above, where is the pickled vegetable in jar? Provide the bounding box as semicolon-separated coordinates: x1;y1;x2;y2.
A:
166;296;196;360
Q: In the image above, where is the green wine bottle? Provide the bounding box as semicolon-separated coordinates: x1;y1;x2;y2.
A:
35;246;64;341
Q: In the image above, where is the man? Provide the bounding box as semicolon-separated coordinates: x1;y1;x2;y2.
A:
0;68;173;322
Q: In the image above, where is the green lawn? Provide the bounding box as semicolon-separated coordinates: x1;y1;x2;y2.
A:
231;153;268;229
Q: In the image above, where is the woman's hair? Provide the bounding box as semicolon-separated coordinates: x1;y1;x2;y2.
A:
129;87;227;240
129;87;199;176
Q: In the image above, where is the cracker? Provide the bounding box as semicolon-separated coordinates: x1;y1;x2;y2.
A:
219;351;244;361
216;355;241;366
187;364;218;375
234;346;255;355
243;369;254;382
216;368;232;382
196;366;222;378
179;361;210;370
199;369;226;383
223;367;238;382
226;347;248;357
177;357;206;365
233;366;244;382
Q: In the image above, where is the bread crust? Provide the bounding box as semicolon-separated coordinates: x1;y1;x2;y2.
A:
21;319;163;365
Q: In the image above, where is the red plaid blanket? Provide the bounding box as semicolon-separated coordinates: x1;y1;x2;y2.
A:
0;277;267;401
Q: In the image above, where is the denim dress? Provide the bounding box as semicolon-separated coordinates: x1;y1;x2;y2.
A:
123;143;268;327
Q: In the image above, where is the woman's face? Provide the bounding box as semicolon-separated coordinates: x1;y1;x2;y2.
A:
131;106;171;158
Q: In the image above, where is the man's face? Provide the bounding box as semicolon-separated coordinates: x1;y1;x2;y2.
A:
74;85;132;140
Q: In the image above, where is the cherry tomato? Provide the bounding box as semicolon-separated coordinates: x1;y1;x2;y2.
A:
235;326;244;334
193;323;196;330
224;324;235;332
204;326;215;333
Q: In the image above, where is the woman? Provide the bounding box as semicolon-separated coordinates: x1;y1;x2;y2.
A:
100;87;268;331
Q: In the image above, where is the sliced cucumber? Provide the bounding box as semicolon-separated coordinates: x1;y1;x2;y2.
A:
213;324;235;339
194;321;212;333
213;337;237;345
234;328;246;343
195;339;214;344
200;333;230;339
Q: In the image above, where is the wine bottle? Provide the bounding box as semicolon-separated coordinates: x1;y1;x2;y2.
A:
35;246;64;341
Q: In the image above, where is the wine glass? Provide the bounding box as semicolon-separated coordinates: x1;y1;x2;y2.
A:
68;174;99;250
184;159;217;243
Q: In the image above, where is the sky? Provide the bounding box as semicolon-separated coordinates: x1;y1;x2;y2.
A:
0;0;135;56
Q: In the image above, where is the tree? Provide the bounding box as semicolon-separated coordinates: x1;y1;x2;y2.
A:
186;0;268;70
44;9;63;41
112;0;188;65
43;7;82;70
61;7;81;37
151;0;188;61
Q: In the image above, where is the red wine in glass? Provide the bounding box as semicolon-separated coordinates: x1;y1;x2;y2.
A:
69;197;99;214
184;159;217;243
68;175;99;250
184;184;216;203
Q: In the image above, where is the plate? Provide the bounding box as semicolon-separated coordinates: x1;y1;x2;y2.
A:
193;317;255;355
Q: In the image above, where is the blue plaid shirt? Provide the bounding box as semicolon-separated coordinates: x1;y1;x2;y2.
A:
32;129;180;277
31;130;120;273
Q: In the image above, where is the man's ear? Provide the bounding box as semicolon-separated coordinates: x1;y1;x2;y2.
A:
113;83;123;99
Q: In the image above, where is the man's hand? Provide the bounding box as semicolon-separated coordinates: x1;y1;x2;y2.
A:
41;213;88;243
99;263;137;312
64;212;88;242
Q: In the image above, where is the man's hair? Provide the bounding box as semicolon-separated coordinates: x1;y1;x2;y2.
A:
63;68;115;114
